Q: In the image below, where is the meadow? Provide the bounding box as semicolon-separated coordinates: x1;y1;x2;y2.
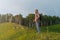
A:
0;23;60;40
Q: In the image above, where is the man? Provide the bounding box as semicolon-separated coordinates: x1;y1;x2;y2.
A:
33;9;40;33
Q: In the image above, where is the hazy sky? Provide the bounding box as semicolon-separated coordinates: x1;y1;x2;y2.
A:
0;0;60;17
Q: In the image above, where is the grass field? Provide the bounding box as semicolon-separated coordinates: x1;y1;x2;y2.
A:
0;23;60;40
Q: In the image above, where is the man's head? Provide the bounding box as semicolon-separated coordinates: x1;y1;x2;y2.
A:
35;9;38;13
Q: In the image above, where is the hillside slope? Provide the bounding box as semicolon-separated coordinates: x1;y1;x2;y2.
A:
0;23;25;40
0;23;60;40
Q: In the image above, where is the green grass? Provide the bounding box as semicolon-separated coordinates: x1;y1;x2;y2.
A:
48;24;60;32
0;23;60;40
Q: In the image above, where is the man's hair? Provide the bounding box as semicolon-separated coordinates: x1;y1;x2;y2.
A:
35;9;38;11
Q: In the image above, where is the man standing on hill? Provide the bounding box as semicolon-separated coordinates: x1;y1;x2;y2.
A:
33;9;40;33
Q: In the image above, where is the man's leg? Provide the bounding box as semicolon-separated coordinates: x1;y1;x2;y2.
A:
36;21;40;33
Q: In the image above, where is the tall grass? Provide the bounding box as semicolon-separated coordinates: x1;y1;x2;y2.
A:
0;23;60;40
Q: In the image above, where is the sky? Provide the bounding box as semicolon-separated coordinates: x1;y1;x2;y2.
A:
0;0;60;17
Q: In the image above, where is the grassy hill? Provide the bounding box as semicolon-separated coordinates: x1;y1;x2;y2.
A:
0;23;60;40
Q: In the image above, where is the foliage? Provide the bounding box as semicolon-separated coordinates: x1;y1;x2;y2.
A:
0;13;60;27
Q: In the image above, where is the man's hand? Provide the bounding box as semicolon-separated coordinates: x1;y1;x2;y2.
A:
33;19;36;22
33;20;35;22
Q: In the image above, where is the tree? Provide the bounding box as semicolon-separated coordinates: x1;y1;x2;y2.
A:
14;14;23;25
26;13;35;27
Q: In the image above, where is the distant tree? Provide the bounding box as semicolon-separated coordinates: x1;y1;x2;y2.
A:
0;13;60;27
0;14;2;23
26;13;35;27
14;14;23;25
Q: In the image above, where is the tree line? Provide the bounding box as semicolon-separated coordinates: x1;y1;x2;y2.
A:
0;13;60;27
